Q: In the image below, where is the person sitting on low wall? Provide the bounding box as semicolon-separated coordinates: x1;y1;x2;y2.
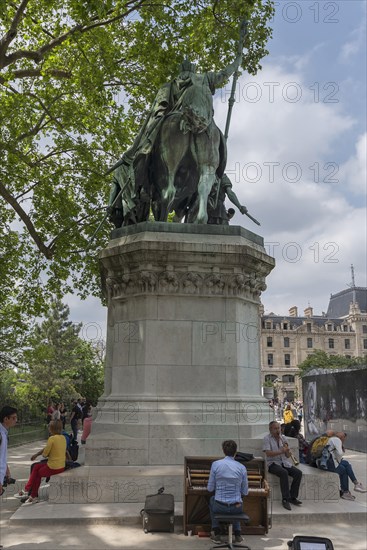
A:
325;432;366;500
263;421;302;510
14;420;66;505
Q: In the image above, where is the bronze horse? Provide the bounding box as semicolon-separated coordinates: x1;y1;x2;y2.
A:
149;81;226;224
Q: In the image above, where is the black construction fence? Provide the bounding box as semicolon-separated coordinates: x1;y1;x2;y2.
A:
302;366;367;453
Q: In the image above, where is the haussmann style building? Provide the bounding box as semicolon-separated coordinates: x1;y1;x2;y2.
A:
260;286;367;401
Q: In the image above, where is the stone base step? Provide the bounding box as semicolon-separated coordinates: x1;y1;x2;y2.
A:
48;464;184;504
48;462;340;504
10;499;366;526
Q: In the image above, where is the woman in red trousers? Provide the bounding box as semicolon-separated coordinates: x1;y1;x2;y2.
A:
14;419;66;504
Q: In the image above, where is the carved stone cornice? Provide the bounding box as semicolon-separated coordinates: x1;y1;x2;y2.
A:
100;227;274;303
105;269;267;301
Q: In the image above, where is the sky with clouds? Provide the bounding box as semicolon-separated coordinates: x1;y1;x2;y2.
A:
68;0;366;339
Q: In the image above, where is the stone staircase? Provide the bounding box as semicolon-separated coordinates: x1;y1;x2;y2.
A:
46;458;340;506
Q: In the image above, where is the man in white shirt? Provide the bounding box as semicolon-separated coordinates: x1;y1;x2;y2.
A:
326;432;366;500
263;421;302;510
0;406;18;496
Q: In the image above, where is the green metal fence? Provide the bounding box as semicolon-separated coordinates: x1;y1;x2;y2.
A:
8;421;48;447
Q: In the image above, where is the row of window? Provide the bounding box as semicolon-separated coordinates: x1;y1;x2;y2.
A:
266;337;367;349
266;352;363;366
264;322;367;333
265;374;295;383
267;353;291;366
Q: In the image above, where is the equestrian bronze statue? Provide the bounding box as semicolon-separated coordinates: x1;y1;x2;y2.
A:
106;20;259;228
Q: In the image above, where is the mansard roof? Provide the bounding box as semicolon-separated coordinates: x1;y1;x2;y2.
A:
262;287;367;322
326;287;367;318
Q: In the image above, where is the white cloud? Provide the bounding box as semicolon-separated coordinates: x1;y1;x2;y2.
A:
339;133;367;196
261;206;366;314
216;64;355;166
339;13;366;62
212;61;366;316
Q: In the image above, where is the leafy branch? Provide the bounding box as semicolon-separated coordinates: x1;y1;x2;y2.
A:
0;180;53;259
0;0;149;72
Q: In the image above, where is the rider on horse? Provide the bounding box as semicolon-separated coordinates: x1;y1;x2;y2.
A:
108;53;243;226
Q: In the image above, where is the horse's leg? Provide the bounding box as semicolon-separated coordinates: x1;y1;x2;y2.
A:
161;171;177;221
189;128;220;224
186;164;216;224
155;116;189;221
133;154;151;222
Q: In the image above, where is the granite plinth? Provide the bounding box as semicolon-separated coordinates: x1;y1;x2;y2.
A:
88;225;274;468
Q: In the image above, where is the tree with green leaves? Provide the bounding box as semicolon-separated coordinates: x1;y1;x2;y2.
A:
298;349;366;377
1;299;105;417
0;0;274;354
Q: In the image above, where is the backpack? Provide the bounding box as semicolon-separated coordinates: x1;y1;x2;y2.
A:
62;431;79;461
62;431;71;448
140;487;174;533
316;446;331;470
306;435;329;465
68;436;79;461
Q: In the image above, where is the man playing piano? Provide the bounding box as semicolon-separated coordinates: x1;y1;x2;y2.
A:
207;439;248;544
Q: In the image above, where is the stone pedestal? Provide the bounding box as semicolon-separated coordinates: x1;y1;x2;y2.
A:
86;223;275;467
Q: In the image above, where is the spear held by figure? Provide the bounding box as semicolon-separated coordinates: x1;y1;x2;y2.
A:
224;18;248;141
222;18;260;227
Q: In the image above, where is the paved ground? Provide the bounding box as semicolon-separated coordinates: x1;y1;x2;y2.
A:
1;439;366;550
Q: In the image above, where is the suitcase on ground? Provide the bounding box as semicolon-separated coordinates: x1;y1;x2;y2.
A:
140;487;174;533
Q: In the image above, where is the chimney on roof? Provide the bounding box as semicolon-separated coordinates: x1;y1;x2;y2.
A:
304;306;313;318
349;301;361;315
289;306;298;317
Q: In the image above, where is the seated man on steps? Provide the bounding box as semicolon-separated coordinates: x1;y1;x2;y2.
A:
207;439;248;544
263;421;302;510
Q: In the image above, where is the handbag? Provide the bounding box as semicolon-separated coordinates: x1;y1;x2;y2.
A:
235;451;254;464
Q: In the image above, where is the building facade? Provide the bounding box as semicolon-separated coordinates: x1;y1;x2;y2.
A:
260;287;367;401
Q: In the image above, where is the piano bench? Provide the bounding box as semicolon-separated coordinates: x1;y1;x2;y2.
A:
212;513;251;550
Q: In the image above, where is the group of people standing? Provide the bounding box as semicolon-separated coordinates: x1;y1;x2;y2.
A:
46;402;67;428
47;398;92;444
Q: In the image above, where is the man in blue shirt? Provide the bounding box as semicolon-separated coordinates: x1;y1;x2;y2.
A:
0;406;18;496
207;439;248;544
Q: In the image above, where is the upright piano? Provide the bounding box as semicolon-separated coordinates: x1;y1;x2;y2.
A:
184;456;271;536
